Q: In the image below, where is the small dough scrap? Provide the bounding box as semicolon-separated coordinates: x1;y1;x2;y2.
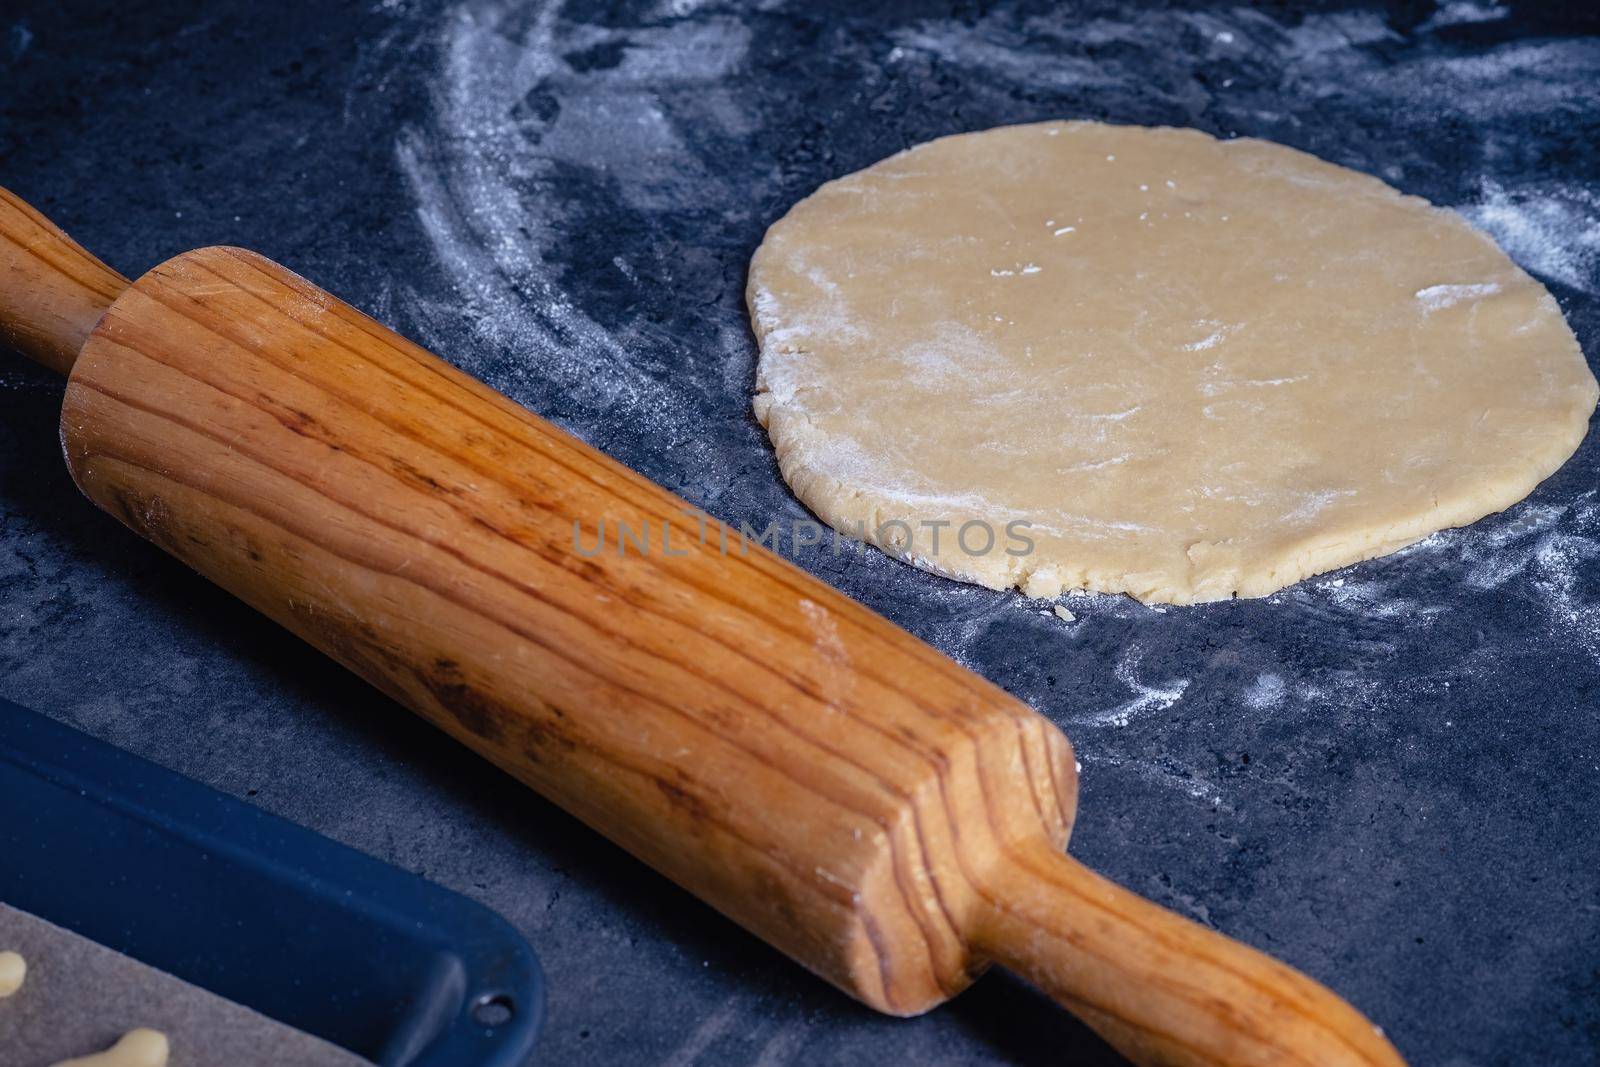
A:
0;950;24;996
747;121;1598;603
50;1028;170;1067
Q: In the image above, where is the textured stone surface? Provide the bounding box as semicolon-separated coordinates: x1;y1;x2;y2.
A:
3;2;1599;1064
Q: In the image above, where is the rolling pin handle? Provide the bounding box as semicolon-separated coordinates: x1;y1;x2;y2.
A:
973;842;1407;1067
0;187;130;376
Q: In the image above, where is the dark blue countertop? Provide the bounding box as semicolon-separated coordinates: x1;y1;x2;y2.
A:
2;2;1597;1063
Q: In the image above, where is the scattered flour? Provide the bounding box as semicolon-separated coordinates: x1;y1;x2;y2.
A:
1079;749;1230;809
1419;2;1510;31
395;0;757;461
1424;492;1600;664
1415;281;1502;313
1242;673;1286;710
1180;321;1239;352
1464;182;1600;295
1077;650;1190;729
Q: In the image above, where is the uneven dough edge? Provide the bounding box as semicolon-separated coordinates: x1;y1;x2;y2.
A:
752;370;1594;605
747;121;1600;605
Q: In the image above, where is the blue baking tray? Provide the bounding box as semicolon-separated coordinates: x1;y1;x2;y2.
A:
0;698;543;1067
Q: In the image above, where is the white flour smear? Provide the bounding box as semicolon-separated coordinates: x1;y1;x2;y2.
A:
396;0;757;461
1415;282;1502;312
1464;182;1600;295
1419;493;1600;665
1079;748;1231;810
1075;649;1190;729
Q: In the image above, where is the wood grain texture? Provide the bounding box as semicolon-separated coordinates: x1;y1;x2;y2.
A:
41;238;1404;1065
0;188;128;375
62;246;1070;1015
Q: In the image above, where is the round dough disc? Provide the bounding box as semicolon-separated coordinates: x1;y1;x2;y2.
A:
747;121;1597;604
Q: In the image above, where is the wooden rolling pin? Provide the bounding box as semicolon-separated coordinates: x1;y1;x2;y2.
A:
0;186;1404;1067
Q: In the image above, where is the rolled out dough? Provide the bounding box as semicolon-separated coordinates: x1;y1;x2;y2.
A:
747;121;1598;604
